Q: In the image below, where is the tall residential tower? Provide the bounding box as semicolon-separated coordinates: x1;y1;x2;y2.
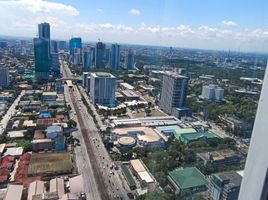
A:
90;72;116;107
159;72;189;118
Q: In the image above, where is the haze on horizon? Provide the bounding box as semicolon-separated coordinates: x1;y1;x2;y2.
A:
1;0;268;53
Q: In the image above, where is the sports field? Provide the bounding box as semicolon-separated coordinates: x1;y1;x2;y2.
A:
28;152;73;176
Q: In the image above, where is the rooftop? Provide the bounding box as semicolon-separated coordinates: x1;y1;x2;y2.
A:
213;171;242;187
114;127;162;143
4;184;24;200
42;92;57;96
50;178;65;198
7;130;26;138
69;175;84;194
28;181;45;200
121;163;136;188
4;147;23;157
92;72;115;78
169;167;207;190
130;159;146;173
120;82;134;90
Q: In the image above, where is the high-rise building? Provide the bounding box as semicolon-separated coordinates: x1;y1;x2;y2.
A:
95;42;106;69
38;22;50;40
58;41;67;51
83;48;92;68
73;48;82;65
238;63;268;200
0;67;10;88
51;53;60;74
90;72;116;107
50;40;58;53
109;44;120;71
34;37;50;80
34;23;51;80
125;49;134;70
82;72;90;88
159;72;189;118
69;37;82;56
201;84;224;101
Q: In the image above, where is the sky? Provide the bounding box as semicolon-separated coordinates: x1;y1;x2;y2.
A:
1;0;268;52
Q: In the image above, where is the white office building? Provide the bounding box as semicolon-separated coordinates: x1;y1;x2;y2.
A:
90;72;116;107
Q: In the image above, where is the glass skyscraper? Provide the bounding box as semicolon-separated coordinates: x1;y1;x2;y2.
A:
95;42;106;69
126;49;134;70
38;22;50;40
34;38;50;79
34;22;51;80
69;37;82;55
109;44;120;71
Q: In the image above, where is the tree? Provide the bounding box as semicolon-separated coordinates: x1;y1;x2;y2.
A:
68;119;77;128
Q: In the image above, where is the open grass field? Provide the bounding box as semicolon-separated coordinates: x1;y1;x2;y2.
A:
28;152;73;176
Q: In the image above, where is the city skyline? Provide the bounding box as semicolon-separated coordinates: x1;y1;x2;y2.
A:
1;0;268;53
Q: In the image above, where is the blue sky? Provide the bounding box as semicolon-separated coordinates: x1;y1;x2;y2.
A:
1;0;268;52
53;0;268;29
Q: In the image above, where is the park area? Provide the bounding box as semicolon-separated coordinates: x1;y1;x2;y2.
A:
28;152;73;176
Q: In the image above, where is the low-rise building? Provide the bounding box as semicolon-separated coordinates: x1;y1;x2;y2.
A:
42;92;57;102
113;127;165;148
7;130;26;139
198;149;241;169
18;100;41;112
0;92;13;103
4;147;23;158
50;178;65;198
208;171;242;200
129;159;157;191
32;139;53;152
4;184;24;200
46;125;63;139
28;180;45;200
174;128;218;144
168;167;208;195
69;175;85;194
121;90;140;101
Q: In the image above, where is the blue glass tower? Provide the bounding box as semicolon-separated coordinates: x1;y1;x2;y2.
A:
109;44;120;71
95;42;106;69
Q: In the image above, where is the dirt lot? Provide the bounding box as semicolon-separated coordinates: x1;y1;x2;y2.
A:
28;152;73;176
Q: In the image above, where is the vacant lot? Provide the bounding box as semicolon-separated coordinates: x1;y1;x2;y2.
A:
28;152;73;176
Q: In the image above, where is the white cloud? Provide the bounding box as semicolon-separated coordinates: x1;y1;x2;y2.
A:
97;8;103;13
1;2;268;52
0;0;79;37
222;20;237;27
128;9;140;16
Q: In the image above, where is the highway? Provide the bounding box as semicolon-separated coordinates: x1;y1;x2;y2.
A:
61;59;130;199
64;84;102;200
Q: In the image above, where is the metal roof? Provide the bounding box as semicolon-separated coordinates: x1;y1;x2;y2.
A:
168;167;207;190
